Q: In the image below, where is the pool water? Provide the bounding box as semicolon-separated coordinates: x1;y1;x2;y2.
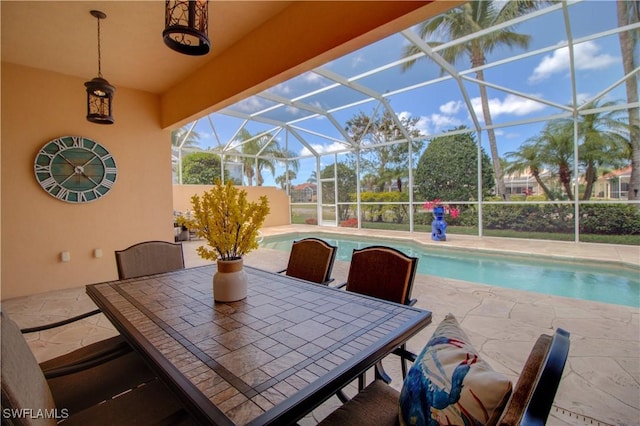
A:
261;234;640;308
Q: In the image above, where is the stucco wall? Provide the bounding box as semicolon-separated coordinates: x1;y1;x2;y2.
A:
1;63;172;299
173;185;291;227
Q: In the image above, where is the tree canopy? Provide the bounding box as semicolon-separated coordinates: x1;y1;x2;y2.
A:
321;162;357;221
345;110;424;192
415;127;494;201
181;152;222;185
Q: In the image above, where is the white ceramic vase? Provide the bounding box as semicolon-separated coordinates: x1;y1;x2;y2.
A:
213;258;248;302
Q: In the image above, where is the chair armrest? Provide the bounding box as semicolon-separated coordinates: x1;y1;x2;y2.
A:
20;309;102;333
42;342;132;379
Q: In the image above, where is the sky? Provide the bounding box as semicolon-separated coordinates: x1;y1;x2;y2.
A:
180;0;634;187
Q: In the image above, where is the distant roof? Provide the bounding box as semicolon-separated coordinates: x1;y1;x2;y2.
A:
602;166;632;179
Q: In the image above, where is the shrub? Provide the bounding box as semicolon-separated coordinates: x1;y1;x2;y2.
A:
360;191;409;224
339;218;358;227
580;204;640;235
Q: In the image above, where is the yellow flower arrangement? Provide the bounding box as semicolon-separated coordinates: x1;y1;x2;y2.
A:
182;179;270;261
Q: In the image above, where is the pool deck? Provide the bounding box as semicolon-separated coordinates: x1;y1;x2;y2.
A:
3;225;639;425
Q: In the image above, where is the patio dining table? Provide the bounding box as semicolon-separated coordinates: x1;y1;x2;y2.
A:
86;264;432;425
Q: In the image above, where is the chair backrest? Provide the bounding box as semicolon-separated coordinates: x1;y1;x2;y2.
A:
498;328;571;426
115;241;185;280
346;245;418;305
285;238;337;284
1;311;58;426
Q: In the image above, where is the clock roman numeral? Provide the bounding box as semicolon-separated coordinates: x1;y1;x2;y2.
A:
101;179;115;189
100;153;114;163
70;136;83;148
40;176;58;191
38;151;55;161
53;139;68;152
35;164;51;173
55;188;69;201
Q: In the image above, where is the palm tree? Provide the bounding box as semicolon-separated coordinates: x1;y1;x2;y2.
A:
172;126;202;183
401;0;548;200
617;1;640;202
573;100;630;200
505;142;555;200
235;129;300;186
171;127;201;149
307;171;317;184
532;121;575;200
275;170;297;190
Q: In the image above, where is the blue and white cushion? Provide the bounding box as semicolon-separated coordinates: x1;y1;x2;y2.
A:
399;313;513;426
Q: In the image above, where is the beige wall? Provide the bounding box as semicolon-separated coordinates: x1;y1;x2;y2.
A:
1;63;172;299
173;185;291;227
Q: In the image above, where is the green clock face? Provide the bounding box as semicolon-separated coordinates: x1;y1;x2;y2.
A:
34;136;117;203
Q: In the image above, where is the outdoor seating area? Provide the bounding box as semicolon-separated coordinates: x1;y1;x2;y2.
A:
319;316;571;426
1;311;195;425
3;225;638;425
2;1;638;425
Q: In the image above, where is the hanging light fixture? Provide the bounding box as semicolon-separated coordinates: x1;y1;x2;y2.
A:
163;0;210;56
85;10;115;125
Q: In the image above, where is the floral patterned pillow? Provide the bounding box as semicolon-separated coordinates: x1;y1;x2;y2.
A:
399;314;512;426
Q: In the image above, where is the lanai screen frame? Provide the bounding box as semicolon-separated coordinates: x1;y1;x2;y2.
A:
174;0;640;242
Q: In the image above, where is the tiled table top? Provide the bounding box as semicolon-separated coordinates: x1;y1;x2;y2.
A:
86;264;432;425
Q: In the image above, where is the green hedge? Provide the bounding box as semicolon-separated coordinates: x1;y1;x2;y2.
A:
479;204;640;234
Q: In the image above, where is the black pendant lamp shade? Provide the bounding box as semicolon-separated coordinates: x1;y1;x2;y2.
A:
85;10;115;125
163;0;211;56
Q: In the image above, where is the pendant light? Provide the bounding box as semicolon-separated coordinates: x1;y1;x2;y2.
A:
85;10;115;125
163;0;211;56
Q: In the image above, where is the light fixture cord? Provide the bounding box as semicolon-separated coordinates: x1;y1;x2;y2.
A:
96;16;102;78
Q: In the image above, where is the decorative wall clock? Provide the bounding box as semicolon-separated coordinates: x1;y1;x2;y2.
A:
34;136;117;203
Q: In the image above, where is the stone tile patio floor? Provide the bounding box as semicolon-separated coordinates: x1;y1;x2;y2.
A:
3;225;639;425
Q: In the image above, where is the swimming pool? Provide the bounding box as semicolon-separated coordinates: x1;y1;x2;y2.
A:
261;234;640;308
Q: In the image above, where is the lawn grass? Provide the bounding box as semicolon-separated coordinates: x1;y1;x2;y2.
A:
295;218;639;245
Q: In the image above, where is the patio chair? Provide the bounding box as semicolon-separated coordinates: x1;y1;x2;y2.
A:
1;311;195;425
277;237;337;285
319;314;571;426
339;245;419;383
19;309;130;380
115;240;185;280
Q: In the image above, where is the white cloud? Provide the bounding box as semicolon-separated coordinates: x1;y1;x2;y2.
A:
440;100;463;115
285;105;300;115
302;71;322;83
414;116;430;135
299;142;349;157
396;111;411;122
274;84;291;95
471;94;546;120
351;53;367;68
529;40;617;83
235;96;267;113
429;113;462;132
575;92;591;105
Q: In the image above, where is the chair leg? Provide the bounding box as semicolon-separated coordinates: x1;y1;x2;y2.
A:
358;370;366;391
374;361;392;384
401;343;408;379
336;389;350;403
